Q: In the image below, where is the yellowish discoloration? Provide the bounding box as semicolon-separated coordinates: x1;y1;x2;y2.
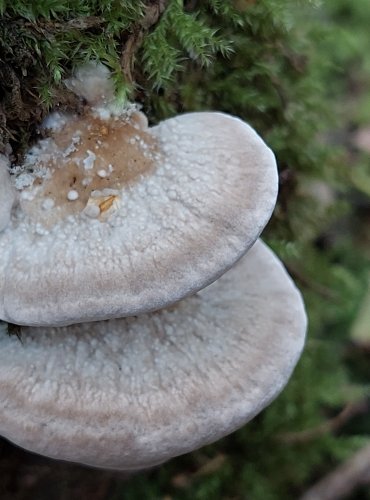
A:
99;195;117;214
83;193;120;220
99;125;109;136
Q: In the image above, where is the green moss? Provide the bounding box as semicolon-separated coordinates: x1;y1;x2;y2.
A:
0;0;233;152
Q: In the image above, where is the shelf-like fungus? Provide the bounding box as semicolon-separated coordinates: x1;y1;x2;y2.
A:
0;65;278;327
0;155;15;232
0;240;306;470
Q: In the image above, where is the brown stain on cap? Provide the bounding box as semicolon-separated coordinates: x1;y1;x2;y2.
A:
20;111;160;224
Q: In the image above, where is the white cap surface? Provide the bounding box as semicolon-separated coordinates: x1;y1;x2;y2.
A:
1;111;277;326
0;155;15;232
0;240;306;470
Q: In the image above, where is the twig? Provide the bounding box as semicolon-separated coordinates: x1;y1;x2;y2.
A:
277;400;369;444
285;263;339;301
171;454;226;488
300;443;370;500
120;0;168;84
26;16;105;32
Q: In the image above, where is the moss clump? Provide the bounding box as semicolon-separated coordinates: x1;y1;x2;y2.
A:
0;0;233;155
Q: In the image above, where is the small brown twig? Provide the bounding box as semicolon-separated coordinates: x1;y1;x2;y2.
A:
120;0;168;85
25;16;105;33
171;454;226;489
285;263;339;301
277;400;369;445
300;443;370;500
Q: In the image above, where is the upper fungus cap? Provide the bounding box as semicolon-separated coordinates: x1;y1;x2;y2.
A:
0;155;15;232
0;68;278;327
0;240;306;470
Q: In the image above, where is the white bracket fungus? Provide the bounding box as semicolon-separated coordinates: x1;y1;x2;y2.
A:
0;64;307;473
0;69;278;326
0;155;15;232
0;240;306;471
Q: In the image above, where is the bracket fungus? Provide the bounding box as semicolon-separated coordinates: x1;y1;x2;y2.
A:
0;64;307;471
0;154;15;232
0;64;278;327
0;240;306;470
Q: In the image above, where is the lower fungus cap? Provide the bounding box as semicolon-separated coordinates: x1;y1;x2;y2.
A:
0;109;277;327
0;240;306;471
